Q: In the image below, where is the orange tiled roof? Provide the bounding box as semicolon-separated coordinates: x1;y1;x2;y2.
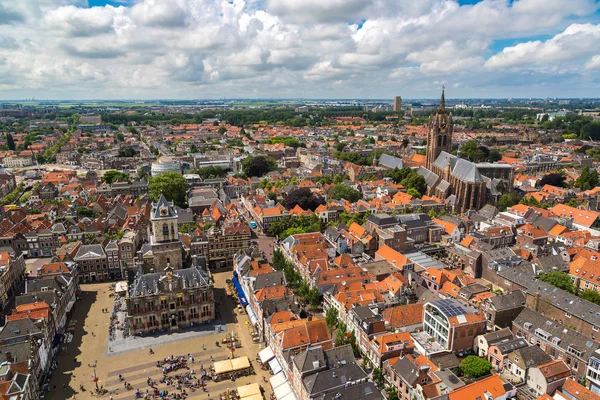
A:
447;375;506;400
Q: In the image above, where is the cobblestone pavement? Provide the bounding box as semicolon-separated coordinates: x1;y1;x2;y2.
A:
45;270;273;400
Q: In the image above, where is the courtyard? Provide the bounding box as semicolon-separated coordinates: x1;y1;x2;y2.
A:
45;270;272;400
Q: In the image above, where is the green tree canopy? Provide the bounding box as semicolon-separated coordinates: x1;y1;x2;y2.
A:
581;290;600;305
539;271;576;294
242;155;277;177
575;166;599;191
460;356;492;378
149;171;189;208
460;140;487;163
193;166;229;179
103;170;129;184
285;187;325;211
118;145;138;157
488;150;502;162
498;192;522;211
330;184;361;202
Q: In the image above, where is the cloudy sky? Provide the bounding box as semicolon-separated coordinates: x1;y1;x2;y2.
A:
1;0;600;100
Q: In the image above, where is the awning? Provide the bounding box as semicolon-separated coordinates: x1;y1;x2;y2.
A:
268;357;282;375
270;372;286;390
246;305;258;326
232;277;248;307
259;346;275;364
65;300;76;313
274;382;293;400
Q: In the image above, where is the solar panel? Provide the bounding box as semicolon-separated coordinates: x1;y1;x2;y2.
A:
431;299;468;317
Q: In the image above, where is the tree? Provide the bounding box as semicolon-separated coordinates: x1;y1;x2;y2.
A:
76;206;97;218
372;367;385;389
103;170;129;184
460;356;492;378
581;290;600;305
6;133;14;151
386;387;399;400
539;271;576;294
218;126;227;134
401;137;409;148
308;287;321;308
401;173;427;196
540;173;566;188
242;155;277;177
193;166;229;179
326;307;338;333
284;187;325;211
331;184;361;202
149;171;189;207
460;140;486;162
575;166;600;191
488;150;502;162
118;146;138;157
497;192;522;211
407;187;421;198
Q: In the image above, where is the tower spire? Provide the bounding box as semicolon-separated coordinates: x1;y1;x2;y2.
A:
439;85;446;113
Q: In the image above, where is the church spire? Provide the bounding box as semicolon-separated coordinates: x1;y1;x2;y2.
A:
439;86;446;113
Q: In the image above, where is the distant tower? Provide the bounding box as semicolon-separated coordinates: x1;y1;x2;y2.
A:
426;88;453;170
393;96;402;112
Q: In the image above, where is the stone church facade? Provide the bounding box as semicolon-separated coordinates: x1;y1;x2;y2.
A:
418;90;491;213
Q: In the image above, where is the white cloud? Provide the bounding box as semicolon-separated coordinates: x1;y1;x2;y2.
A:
1;0;600;99
486;23;600;69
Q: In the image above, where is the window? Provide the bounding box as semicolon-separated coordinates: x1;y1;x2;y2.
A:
170;303;176;310
515;356;519;362
566;312;572;318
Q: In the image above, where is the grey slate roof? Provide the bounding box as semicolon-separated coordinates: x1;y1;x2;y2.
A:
391;356;420;386
379;154;403;169
417;167;441;188
434;151;458;171
498;268;600;329
152;194;177;219
74;244;106;260
513;308;599;360
488;290;526;311
492;337;528;355
303;363;367;396
316;382;383;400
452;158;484;183
510;345;552;369
482;328;514;345
129;266;211;298
294;346;326;374
253;271;285;290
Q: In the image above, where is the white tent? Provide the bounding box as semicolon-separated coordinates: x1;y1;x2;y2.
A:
237;383;261;399
259;346;275;364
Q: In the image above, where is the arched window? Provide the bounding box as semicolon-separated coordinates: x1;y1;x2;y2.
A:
162;223;169;237
437;135;442;146
171;224;175;235
442;135;447;146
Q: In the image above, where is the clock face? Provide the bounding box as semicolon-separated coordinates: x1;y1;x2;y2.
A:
160;207;168;216
440;121;447;130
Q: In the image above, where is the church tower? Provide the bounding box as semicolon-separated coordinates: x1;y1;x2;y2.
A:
426;89;453;170
149;194;183;270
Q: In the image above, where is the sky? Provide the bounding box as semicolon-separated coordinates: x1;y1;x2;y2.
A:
2;0;600;100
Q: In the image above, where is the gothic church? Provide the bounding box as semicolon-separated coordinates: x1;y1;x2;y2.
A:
418;90;502;213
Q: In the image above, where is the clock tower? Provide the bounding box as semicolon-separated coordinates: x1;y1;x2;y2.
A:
149;194;183;270
426;88;453;170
